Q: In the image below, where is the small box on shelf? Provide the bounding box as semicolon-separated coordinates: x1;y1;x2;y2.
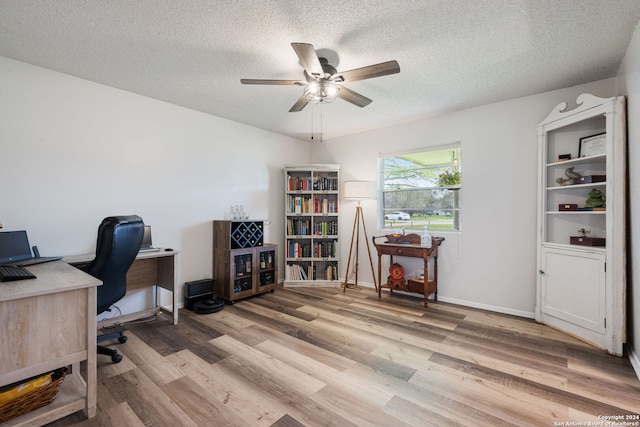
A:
570;236;606;246
559;204;578;211
407;277;437;295
574;175;606;184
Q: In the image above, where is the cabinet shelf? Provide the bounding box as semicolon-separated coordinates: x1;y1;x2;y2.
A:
546;154;605;168
541;241;606;253
545;211;606;215
546;182;606;191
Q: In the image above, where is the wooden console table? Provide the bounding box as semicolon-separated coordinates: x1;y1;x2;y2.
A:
372;234;444;306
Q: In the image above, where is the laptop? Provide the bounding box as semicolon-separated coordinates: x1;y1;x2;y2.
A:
139;225;161;253
0;230;63;266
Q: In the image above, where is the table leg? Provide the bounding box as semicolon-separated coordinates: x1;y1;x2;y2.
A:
433;255;438;302
423;257;429;306
377;253;382;299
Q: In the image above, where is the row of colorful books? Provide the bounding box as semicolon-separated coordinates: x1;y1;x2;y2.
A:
286;219;338;236
287;175;339;192
286;195;339;214
287;241;338;258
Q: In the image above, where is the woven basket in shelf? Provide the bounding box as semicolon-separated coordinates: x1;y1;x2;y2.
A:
0;368;66;423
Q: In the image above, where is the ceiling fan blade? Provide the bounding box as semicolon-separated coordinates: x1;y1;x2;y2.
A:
240;79;304;85
334;60;400;83
289;94;309;112
337;86;373;108
291;43;324;79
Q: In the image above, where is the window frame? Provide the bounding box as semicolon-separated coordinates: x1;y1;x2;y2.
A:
377;142;462;232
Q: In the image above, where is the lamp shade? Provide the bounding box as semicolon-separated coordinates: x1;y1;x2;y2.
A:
344;180;376;201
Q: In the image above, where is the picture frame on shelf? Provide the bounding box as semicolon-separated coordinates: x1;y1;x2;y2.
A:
578;132;606;158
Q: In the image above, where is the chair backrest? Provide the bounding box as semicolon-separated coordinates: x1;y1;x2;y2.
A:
84;215;145;315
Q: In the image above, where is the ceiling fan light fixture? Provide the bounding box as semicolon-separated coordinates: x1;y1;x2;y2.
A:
305;81;340;104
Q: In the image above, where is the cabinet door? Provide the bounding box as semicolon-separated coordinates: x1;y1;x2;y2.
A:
232;250;254;297
256;246;277;292
539;246;606;339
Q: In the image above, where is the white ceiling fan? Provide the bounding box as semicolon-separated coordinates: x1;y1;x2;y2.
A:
241;42;400;112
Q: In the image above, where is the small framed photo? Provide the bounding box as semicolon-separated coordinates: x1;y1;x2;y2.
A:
579;133;606;158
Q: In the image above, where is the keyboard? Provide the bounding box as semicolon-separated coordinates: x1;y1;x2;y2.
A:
0;265;36;282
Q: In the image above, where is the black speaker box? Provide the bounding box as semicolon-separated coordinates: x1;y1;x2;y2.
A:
184;279;214;311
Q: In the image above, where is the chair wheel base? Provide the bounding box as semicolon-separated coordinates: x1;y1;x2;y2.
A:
97;343;124;363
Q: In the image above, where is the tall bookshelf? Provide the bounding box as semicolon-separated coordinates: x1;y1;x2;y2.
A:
284;164;340;287
535;94;626;356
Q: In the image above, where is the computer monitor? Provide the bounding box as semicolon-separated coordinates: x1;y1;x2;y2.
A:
139;225;160;252
0;230;33;264
141;226;152;249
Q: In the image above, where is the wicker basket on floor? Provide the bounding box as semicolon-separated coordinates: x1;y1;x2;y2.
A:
0;368;66;423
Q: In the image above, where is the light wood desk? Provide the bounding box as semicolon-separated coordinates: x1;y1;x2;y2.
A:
64;249;180;326
0;261;101;425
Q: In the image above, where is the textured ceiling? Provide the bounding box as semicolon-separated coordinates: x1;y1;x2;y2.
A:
1;1;639;141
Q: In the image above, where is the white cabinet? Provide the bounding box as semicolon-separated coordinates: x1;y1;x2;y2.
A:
536;94;626;355
539;246;606;341
284;164;340;286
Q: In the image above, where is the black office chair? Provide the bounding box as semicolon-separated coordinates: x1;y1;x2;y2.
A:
84;215;144;363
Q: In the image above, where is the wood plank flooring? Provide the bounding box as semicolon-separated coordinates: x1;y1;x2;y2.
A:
49;285;640;426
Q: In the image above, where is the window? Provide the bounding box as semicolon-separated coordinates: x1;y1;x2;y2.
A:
378;144;461;231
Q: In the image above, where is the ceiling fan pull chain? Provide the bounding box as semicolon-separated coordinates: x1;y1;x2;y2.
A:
320;105;323;143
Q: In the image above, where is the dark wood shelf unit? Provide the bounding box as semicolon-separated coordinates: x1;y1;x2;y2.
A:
213;220;277;303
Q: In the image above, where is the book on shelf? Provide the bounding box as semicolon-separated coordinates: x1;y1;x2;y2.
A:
287;241;312;258
288;175;312;191
287;263;309;280
287;263;337;281
313;197;338;214
326;264;337;281
287;218;312;236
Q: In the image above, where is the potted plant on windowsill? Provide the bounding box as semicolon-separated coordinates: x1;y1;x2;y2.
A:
437;170;461;187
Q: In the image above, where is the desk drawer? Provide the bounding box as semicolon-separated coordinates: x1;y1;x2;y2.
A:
391;247;424;258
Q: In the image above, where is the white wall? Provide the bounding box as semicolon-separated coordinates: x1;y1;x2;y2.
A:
312;78;619;318
617;22;640;376
0;56;310;310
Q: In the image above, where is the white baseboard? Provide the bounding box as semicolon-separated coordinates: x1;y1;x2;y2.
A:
343;283;536;319
627;344;640;381
283;281;342;288
436;296;535;319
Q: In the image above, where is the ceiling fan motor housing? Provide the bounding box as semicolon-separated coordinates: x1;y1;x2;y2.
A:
304;58;337;82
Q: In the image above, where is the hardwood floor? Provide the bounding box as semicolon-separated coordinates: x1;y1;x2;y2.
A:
49;285;640;427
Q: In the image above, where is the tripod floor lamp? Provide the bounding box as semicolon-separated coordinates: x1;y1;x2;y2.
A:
342;180;378;292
